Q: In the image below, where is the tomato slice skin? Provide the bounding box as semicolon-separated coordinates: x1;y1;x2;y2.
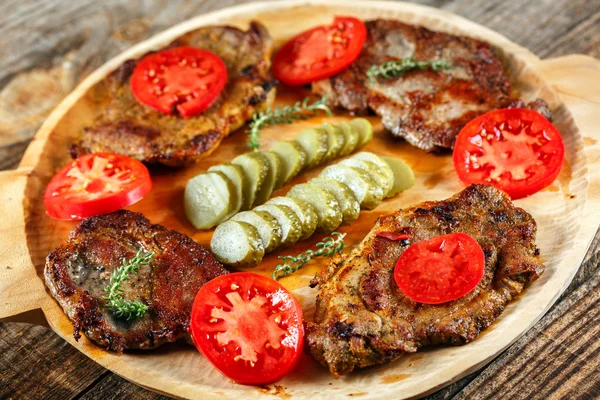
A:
190;272;304;385
130;46;227;118
394;233;485;304
453;108;565;199
44;153;152;220
273;16;367;86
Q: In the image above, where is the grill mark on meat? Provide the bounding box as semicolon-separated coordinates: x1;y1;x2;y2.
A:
312;20;551;152
71;22;275;166
44;210;228;352
306;185;544;377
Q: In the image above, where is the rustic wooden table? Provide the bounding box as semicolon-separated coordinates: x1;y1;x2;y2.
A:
0;0;599;399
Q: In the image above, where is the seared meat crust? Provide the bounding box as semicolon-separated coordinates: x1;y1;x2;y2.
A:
44;210;228;352
306;185;544;377
71;22;275;166
312;20;551;152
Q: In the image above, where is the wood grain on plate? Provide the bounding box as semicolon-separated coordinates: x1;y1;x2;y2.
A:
0;1;599;399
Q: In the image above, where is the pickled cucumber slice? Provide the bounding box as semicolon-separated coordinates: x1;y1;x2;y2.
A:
231;210;282;253
263;150;284;190
210;220;264;268
254;204;302;248
382;156;415;196
270;141;308;185
320;164;385;210
251;152;277;207
287;183;343;233
338;122;359;156
184;171;236;230
320;123;346;161
352;152;394;189
232;152;269;210
207;163;244;220
339;158;393;197
349;118;373;148
309;177;360;224
295;128;328;168
267;196;318;240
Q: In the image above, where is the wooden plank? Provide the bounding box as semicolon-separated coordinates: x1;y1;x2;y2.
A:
79;374;171;400
0;322;108;399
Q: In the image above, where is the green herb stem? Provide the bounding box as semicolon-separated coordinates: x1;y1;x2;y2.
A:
273;232;346;280
247;96;332;151
103;249;154;321
367;57;451;82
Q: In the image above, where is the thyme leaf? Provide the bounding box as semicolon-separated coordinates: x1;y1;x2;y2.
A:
246;96;332;151
367;57;451;82
103;249;154;321
273;232;346;280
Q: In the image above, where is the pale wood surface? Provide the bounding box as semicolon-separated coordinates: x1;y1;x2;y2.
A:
0;0;599;399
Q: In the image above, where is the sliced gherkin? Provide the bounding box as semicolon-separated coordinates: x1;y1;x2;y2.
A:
309;177;360;224
352;152;395;196
270;140;308;184
184;171;237;230
254;204;302;248
337;121;360;156
287;183;343;233
231;210;282;253
232;152;269;210
207;163;244;221
320;164;384;210
267;196;318;241
295;128;329;168
320;122;346;161
349;118;373;148
339;158;393;198
210;220;265;268
382;156;415;196
263;150;284;190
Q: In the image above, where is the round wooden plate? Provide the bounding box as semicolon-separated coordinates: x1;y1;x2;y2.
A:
1;1;600;399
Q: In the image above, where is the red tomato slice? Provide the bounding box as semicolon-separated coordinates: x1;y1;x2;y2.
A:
453;108;564;199
394;233;485;304
130;46;227;118
190;272;304;385
273;16;367;86
44;153;152;220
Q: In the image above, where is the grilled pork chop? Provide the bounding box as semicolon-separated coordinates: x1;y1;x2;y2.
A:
306;184;544;377
71;22;275;166
312;20;551;152
45;210;228;352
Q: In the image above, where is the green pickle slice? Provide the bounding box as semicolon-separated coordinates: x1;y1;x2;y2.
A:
309;177;360;224
287;183;343;233
267;196;318;241
320;122;346;161
320;164;384;210
207;163;244;220
349;118;373;148
184;171;236;230
295;128;329;168
254;204;302;248
270;140;308;184
382;156;415;196
210;220;265;268
231;210;283;253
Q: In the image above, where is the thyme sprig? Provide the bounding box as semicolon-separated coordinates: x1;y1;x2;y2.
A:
247;96;332;151
273;232;346;280
367;57;451;82
104;249;154;321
